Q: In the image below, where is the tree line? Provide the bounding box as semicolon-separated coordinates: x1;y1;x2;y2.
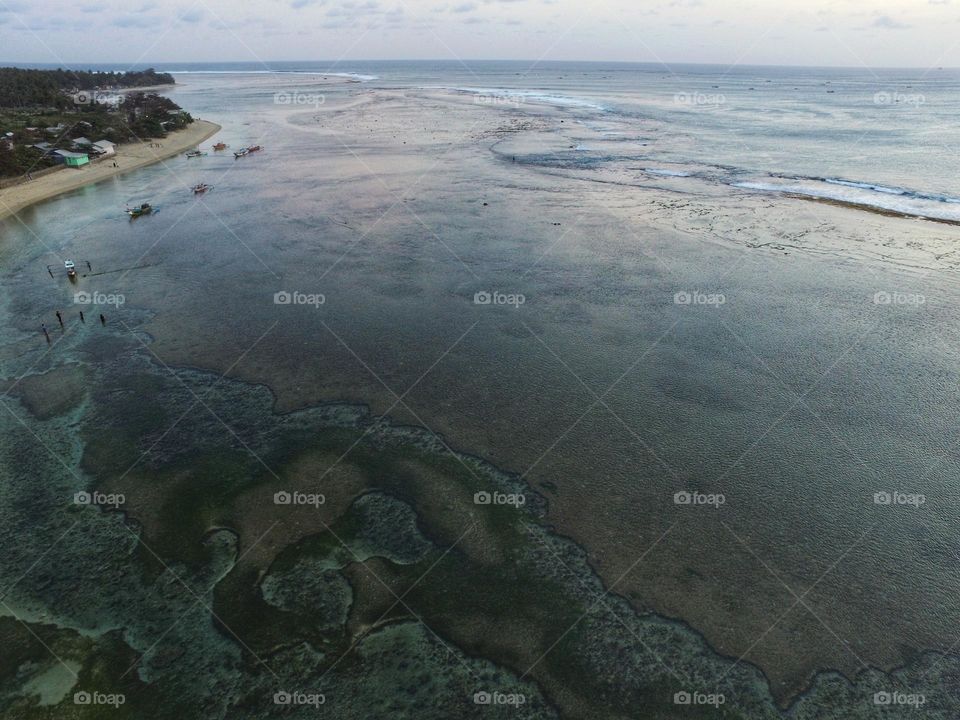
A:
0;68;175;108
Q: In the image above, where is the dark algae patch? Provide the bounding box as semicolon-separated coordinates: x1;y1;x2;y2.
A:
2;347;959;719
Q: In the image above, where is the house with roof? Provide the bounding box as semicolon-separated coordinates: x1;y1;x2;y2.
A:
91;140;116;156
53;150;90;167
72;137;93;150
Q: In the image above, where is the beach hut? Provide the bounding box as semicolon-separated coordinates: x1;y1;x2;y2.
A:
72;137;93;150
92;140;116;156
54;150;90;167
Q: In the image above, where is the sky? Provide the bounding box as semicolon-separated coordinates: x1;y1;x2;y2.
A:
0;0;957;68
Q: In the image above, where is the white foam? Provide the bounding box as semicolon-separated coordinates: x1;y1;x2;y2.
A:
427;86;607;111
169;70;378;81
734;180;960;222
823;178;905;196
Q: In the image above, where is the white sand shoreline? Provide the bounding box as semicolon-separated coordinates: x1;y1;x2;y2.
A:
0;119;221;221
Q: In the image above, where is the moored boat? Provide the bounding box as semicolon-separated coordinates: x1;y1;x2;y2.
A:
185;150;207;158
234;145;262;158
212;142;228;151
192;183;212;194
126;202;153;218
64;259;77;279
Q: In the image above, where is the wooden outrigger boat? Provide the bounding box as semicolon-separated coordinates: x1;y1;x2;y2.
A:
234;145;263;158
185;150;207;158
192;183;212;194
126;202;153;218
212;142;229;151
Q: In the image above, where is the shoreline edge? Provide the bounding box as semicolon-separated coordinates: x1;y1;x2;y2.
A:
0;119;222;221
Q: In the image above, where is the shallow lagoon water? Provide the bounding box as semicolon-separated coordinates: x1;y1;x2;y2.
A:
2;63;960;717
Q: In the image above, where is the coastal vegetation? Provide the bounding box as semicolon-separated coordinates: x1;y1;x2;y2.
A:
0;68;189;178
0;67;174;108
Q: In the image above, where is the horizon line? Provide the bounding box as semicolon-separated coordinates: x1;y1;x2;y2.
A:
1;59;957;72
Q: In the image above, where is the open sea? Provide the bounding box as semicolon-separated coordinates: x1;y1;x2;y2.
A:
20;59;960;221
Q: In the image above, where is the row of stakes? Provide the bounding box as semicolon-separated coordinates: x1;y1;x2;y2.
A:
42;310;107;343
44;260;103;343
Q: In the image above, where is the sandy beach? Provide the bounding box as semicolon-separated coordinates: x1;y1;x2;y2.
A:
0;119;221;221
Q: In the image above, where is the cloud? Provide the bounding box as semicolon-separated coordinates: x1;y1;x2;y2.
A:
872;15;910;29
177;8;205;23
326;0;379;14
25;16;76;29
112;14;156;27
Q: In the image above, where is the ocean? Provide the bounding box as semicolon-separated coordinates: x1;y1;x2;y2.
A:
1;60;959;718
25;59;960;221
